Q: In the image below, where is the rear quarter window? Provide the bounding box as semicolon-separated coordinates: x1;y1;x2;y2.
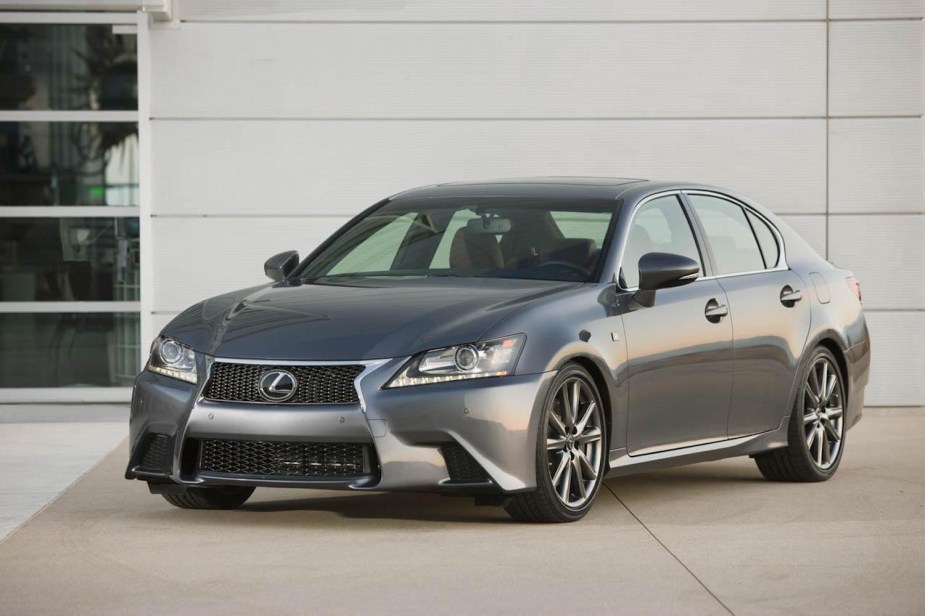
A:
746;210;780;269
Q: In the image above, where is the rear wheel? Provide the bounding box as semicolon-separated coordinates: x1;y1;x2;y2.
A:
505;364;606;523
754;347;846;482
161;486;255;510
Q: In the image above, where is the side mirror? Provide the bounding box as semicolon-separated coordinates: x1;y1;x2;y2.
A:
633;252;700;308
264;250;299;281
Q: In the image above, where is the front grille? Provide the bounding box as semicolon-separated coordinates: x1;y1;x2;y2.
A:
198;439;373;478
137;434;170;473
203;362;364;404
440;443;490;483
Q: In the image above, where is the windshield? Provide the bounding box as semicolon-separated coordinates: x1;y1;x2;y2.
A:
297;198;617;283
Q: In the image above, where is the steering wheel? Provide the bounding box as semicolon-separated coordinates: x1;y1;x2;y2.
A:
535;260;590;278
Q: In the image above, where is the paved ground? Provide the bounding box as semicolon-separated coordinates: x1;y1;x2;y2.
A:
0;405;126;540
0;410;923;615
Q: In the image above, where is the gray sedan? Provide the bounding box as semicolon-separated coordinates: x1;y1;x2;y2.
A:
126;178;871;522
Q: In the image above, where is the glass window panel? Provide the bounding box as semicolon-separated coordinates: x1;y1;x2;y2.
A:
550;211;611;245
430;209;479;268
621;196;702;288
689;195;765;275
0;122;138;206
746;210;780;269
0;312;139;387
300;200;616;283
0;24;137;111
0;217;139;301
327;212;417;275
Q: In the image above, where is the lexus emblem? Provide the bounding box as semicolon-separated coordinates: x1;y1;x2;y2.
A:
258;370;298;402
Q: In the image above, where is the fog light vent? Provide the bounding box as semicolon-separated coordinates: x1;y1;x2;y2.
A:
138;434;170;473
440;443;490;483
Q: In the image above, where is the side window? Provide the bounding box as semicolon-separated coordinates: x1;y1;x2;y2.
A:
688;195;765;275
621;196;702;288
328;213;416;274
746;210;780;269
550;211;611;245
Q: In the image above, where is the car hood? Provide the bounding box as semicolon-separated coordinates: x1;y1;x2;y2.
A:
162;277;580;361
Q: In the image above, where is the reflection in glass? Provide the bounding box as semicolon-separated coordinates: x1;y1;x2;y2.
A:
0;217;139;301
0;24;137;110
0;122;138;205
0;312;139;387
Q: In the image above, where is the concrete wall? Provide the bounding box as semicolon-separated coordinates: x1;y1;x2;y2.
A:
147;0;924;405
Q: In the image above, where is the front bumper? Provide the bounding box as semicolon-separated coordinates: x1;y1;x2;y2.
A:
126;357;554;494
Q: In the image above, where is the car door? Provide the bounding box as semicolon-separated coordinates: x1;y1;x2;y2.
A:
619;194;735;455
686;193;812;437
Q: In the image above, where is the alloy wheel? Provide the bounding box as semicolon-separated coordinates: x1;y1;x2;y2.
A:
802;356;844;470
545;376;604;508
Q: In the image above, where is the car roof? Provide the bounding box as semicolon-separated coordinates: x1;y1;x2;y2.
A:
389;177;725;202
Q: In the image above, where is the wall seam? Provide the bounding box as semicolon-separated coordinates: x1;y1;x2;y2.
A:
825;0;830;260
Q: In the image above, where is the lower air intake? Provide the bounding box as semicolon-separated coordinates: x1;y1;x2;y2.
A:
137;434;170;473
440;443;491;483
198;439;374;478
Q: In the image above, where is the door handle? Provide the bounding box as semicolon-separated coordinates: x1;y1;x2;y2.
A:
704;298;728;322
780;286;803;306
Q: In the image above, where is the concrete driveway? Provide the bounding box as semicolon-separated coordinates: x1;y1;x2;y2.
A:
0;410;922;615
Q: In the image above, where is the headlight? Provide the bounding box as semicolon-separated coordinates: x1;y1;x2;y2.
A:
386;334;525;388
146;336;198;384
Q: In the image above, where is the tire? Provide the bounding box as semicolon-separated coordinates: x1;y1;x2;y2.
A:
161;486;255;510
505;363;607;523
754;346;847;482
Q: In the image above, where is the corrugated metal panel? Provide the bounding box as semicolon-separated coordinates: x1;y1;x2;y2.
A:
829;215;925;310
152;216;346;312
863;312;925;406
178;0;826;22
151;313;176;338
829;119;924;214
829;0;924;19
829;21;924;117
150;23;825;119
779;215;827;257
151;119;825;215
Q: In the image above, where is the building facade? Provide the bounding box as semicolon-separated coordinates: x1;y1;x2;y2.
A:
1;0;922;406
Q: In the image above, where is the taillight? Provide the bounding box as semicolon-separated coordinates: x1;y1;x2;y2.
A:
846;276;862;303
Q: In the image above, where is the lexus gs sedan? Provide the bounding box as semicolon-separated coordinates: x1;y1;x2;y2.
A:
127;178;870;522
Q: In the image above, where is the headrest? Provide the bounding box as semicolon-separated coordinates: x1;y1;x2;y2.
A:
545;238;597;266
449;227;504;269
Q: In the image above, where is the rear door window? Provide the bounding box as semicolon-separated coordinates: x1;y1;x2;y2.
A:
688;195;765;275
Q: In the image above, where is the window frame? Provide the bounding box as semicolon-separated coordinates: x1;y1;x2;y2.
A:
614;191;714;292
295;197;622;284
0;11;146;403
680;190;788;279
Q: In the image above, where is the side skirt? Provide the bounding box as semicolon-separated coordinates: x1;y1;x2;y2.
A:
604;416;789;478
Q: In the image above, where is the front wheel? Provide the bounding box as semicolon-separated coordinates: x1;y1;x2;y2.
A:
505;363;607;523
753;346;847;482
161;485;255;510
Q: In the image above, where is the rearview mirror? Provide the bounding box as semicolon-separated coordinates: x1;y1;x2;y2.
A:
633;252;699;307
467;217;511;235
264;250;299;281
